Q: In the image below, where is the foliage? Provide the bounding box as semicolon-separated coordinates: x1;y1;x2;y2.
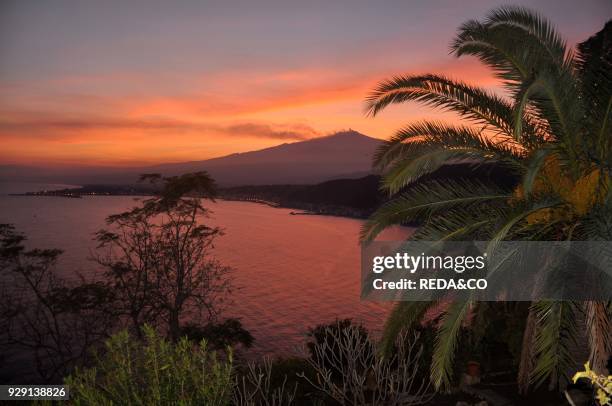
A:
67;324;425;406
66;329;311;406
0;224;114;381
0;171;245;382
571;362;612;405
66;325;233;406
363;7;611;392
180;318;254;351
94;171;233;341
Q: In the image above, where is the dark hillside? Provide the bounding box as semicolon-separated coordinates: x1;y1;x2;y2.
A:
219;162;520;218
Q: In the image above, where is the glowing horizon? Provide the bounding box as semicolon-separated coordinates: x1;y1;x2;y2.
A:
1;0;609;166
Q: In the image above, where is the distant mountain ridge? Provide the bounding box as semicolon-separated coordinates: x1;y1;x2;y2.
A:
0;130;382;186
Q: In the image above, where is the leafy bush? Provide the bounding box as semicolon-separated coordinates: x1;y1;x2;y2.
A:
181;318;254;351
66;326;233;405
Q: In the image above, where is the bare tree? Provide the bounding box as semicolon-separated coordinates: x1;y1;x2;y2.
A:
0;224;114;382
299;325;433;406
233;358;298;406
94;172;233;341
0;172;237;382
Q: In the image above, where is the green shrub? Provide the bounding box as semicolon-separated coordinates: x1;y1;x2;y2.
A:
66;326;233;405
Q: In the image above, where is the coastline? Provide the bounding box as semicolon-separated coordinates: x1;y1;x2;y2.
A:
8;188;373;220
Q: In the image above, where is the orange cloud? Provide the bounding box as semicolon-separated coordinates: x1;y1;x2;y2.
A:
0;114;318;141
0;52;501;165
0;110;321;165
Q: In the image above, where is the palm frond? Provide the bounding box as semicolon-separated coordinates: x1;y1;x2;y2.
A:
360;179;512;242
451;6;584;166
373;121;526;171
520;68;582;170
363;8;610;394
579;191;612;240
451;6;568;89
451;19;527;85
365;74;529;138
522;148;554;197
410;205;502;241
512;74;546;142
530;300;579;389
574;21;611;141
485;6;567;63
518;306;537;393
381;149;503;195
431;299;472;391
486;198;563;254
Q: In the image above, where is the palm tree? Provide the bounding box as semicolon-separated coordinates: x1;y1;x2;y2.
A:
362;7;611;392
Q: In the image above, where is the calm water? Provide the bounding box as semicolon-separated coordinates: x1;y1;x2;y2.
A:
0;183;410;357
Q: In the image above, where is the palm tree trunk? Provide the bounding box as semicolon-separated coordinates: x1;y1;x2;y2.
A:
585;301;611;374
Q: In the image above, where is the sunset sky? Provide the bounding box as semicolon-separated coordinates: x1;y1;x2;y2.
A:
1;0;610;166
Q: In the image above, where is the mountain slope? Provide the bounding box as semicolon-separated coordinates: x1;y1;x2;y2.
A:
1;130;382;186
149;130;380;185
